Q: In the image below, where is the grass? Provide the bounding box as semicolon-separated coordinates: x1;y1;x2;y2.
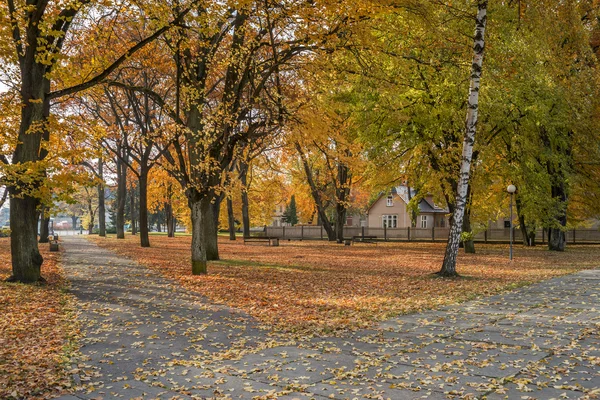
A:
89;234;600;334
0;239;77;399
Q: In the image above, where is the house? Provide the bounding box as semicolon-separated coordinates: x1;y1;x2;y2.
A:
367;186;449;229
271;202;288;227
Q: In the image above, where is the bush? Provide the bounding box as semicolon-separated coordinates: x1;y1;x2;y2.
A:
0;228;10;238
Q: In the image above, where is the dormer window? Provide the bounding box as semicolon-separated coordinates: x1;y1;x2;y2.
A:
386;196;394;207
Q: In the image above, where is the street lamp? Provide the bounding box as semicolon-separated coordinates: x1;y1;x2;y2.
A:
507;184;517;261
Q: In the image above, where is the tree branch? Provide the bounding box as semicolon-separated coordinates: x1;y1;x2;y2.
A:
47;7;192;100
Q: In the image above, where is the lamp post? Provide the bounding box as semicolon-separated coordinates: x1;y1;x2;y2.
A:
507;184;517;260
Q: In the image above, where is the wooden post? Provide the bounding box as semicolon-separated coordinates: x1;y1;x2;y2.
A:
282;226;285;239
408;227;411;241
573;229;576;244
321;225;323;240
384;225;387;241
361;226;365;240
432;226;435;242
484;228;488;244
301;225;304;241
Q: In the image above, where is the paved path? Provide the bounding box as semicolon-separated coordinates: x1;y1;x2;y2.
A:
57;236;600;400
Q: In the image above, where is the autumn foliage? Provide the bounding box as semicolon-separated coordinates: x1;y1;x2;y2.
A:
0;239;76;399
89;235;600;334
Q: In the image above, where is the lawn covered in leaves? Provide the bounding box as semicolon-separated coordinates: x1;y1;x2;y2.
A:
90;235;600;334
0;239;76;399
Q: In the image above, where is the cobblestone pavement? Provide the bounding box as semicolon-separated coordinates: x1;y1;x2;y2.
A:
56;236;599;400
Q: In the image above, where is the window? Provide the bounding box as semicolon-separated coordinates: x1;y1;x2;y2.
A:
439;218;446;228
421;215;428;229
386;196;394;207
382;215;397;228
504;220;511;228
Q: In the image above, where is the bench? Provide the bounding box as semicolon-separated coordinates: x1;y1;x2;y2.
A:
243;236;280;246
351;235;378;244
49;236;60;252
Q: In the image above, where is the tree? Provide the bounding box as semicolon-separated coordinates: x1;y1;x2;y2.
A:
119;1;369;274
282;195;299;226
0;0;191;282
439;1;488;277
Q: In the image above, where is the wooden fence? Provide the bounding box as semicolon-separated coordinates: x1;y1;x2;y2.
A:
264;225;600;244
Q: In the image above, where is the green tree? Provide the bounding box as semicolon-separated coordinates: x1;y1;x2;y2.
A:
282;195;299;226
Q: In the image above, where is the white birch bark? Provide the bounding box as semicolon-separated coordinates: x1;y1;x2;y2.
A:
439;1;488;276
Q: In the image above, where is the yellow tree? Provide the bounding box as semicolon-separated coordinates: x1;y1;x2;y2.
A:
116;0;391;274
0;0;192;282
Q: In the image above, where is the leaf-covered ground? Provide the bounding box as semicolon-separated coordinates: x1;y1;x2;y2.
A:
0;239;77;399
90;235;600;334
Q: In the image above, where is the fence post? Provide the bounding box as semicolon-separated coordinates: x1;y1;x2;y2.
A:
301;225;304;241
573;229;576;244
361;226;365;240
283;226;285;239
432;227;435;242
408;227;411;241
321;225;323;240
384;225;387;241
484;229;488;244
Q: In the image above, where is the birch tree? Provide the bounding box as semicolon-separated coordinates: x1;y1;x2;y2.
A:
439;1;488;277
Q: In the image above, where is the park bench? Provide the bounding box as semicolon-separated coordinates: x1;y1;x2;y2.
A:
243;236;280;246
351;235;378;244
49;236;60;252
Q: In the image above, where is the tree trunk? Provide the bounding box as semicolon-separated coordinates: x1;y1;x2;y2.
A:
130;186;138;235
188;192;211;275
71;215;79;231
515;195;536;246
440;0;487;277
462;185;475;254
98;156;106;237
239;162;251;238
87;198;95;235
548;181;568;251
334;161;350;244
9;65;49;282
295;143;336;241
335;205;346;243
204;198;221;261
9;196;44;283
39;211;50;244
462;210;475;254
548;227;565;251
227;198;236;240
0;189;7;210
116;156;127;239
165;202;175;237
139;170;150;247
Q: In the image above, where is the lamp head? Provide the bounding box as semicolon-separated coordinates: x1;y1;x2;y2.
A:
507;184;517;194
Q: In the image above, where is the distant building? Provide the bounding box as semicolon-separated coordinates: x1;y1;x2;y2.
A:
367;186;449;229
271;202;289;227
